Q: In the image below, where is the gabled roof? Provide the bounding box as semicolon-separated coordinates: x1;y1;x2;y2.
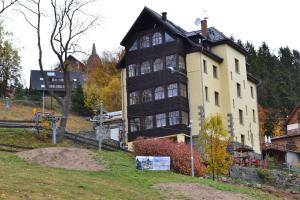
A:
30;70;83;91
286;103;300;125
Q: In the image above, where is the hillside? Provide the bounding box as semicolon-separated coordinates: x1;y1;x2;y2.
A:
0;99;92;132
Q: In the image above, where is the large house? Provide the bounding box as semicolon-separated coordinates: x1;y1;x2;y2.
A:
117;7;261;154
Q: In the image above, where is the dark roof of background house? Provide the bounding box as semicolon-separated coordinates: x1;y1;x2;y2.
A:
30;70;83;91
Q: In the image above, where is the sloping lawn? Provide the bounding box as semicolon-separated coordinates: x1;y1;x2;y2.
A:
0;149;279;200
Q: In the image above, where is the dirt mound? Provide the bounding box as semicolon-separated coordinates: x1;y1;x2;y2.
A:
18;147;106;171
154;183;254;200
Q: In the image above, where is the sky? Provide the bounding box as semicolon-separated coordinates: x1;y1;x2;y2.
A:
2;0;300;87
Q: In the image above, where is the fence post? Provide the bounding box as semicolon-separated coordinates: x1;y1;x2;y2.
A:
52;118;57;144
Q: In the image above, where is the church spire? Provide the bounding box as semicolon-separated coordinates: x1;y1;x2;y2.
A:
92;43;97;55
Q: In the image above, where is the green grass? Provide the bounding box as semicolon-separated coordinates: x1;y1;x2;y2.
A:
0;129;279;199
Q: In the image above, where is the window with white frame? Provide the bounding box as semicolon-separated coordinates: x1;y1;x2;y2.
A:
153;58;163;72
169;111;180;125
179;83;187;98
166;55;176;69
145;116;153;130
140;35;150;48
178;56;185;70
130;118;140;132
128;64;137;77
152;32;162;46
154;86;165;100
181;111;189;125
140;61;151;75
168;83;178;97
142;89;152;103
156;113;166;127
129;91;139;105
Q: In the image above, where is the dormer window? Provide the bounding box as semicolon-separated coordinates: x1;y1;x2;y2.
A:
141;61;151;75
152;32;162;46
165;32;174;42
129;40;138;51
140;35;150;48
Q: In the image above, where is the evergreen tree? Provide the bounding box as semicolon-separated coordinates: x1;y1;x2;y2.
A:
71;82;91;116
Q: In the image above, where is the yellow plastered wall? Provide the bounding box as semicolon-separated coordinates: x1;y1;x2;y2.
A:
121;69;128;144
212;44;260;154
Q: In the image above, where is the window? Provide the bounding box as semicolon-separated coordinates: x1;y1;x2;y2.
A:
156;113;166;127
145;116;153;130
168;83;178;97
142;89;152;103
213;65;218;78
169;111;180;125
153;58;163;72
181;111;189;125
155;86;165;100
41;84;45;88
203;60;207;74
47;72;55;76
40;77;44;81
250;86;254;98
241;134;245;146
165;32;174;42
178;56;185;70
140;35;150;48
205;86;209;101
166;55;176;69
235;58;240;74
130;118;140;132
230;71;233;80
129;40;138;51
252;109;256;122
179;83;187;98
251;133;254;147
152;32;162;46
239;109;244;125
129;91;139;105
237;83;241;97
128;64;137;77
214;91;219;106
141;61;151;75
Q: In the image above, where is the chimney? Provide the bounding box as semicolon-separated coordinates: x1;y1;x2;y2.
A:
201;19;208;38
161;12;167;21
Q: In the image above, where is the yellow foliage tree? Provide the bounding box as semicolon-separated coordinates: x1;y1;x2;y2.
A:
199;114;233;180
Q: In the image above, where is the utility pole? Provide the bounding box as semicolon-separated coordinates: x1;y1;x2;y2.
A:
189;122;195;177
98;102;104;151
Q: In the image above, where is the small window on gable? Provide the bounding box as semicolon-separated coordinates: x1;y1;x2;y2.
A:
152;32;162;46
235;58;240;74
129;40;138;51
140;35;150;48
153;58;163;72
165;32;174;42
203;60;207;74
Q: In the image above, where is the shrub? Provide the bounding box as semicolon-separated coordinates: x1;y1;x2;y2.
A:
132;137;206;176
256;168;276;184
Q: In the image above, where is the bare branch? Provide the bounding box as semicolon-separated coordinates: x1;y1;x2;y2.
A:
0;0;18;14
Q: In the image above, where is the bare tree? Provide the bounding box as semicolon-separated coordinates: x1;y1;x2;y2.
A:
19;0;99;140
0;0;18;14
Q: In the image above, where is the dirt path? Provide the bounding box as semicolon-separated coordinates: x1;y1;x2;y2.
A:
154;183;255;200
18;147;106;171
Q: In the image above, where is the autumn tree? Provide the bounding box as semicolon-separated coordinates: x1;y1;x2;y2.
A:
0;23;21;97
198;114;233;180
19;0;99;140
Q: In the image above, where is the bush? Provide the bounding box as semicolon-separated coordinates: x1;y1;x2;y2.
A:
132;137;206;176
257;168;276;184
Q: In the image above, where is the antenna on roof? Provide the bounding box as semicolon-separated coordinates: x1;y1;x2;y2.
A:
194;18;201;26
203;9;208;20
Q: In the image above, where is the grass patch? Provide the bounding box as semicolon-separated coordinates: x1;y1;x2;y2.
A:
0;148;279;200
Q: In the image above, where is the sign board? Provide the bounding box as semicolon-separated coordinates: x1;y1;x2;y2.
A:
136;156;170;171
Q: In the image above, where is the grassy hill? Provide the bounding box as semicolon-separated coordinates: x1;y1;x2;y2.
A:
0;99;92;132
0;149;278;200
